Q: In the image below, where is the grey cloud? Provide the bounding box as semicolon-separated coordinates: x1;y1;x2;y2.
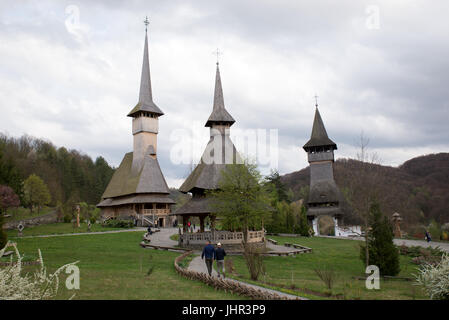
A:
1;0;448;187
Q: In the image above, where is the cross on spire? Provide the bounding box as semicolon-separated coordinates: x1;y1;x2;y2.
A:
314;94;319;108
213;48;222;65
144;16;149;32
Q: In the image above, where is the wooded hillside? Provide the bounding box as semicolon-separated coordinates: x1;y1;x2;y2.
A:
0;133;115;206
281;153;449;228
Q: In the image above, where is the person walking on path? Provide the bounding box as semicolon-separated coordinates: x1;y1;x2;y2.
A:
425;230;432;242
215;242;227;278
201;240;215;276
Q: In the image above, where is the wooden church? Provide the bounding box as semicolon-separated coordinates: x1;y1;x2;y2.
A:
97;21;174;227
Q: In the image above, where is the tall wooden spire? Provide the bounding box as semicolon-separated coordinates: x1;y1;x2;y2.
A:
128;20;164;117
205;63;235;127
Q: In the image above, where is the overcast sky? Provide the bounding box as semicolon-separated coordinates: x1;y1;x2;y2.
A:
1;0;448;188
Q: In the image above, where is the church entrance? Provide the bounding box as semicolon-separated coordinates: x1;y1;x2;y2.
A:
317;215;336;236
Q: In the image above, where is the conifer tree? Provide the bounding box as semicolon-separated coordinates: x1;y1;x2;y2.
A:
360;202;400;276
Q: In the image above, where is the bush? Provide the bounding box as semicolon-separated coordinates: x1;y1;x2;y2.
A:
428;220;442;241
415;254;449;300
442;231;449;241
225;258;236;275
314;265;337;290
399;245;445;266
242;244;265;280
63;214;72;223
103;219;134;229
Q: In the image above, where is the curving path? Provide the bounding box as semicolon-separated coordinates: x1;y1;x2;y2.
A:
187;255;306;300
143;228;306;299
146;227;179;247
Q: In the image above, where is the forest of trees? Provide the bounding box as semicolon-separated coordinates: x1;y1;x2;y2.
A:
263;171;310;235
0;133;115;209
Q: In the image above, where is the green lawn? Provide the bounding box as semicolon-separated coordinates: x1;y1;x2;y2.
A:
4;231;240;299
4;206;54;222
6;222;122;238
226;236;427;300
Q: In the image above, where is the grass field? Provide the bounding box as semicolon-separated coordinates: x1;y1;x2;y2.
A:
3;231;239;299
4;206;54;222
2;228;430;300
6;222;122;238
226;236;427;300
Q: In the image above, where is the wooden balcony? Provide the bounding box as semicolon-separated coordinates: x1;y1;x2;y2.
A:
142;208;170;215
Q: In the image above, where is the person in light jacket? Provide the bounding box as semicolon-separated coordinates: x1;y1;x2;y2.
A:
215;242;227;278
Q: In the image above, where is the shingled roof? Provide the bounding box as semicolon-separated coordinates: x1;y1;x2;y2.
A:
127;30;164;117
179;135;242;193
170;196;211;215
308;180;341;205
205;63;235;127
303;107;337;151
101;151;171;200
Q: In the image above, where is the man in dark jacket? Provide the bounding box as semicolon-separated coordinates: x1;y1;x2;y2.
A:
425;230;432;242
201;240;215;276
215;242;227;278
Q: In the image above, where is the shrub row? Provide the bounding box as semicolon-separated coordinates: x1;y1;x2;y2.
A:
103;219;134;229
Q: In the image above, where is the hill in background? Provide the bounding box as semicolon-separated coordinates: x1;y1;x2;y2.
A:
281;153;449;229
0;133;115;206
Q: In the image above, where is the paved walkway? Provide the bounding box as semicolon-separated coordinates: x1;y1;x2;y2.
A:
10;228;147;239
144;228;306;299
146;228;179;247
316;235;449;252
393;238;449;252
188;255;305;300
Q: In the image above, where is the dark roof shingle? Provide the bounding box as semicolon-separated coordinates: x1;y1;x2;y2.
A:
205;64;235;127
303;107;337;150
100;152;171;199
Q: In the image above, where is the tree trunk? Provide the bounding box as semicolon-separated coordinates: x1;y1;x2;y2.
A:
365;216;369;266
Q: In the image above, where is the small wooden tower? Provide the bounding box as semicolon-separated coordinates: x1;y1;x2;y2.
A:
97;20;174;227
392;212;402;238
303;103;343;235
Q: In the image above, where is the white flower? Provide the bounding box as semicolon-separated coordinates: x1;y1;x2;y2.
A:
415;253;449;300
0;241;78;300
